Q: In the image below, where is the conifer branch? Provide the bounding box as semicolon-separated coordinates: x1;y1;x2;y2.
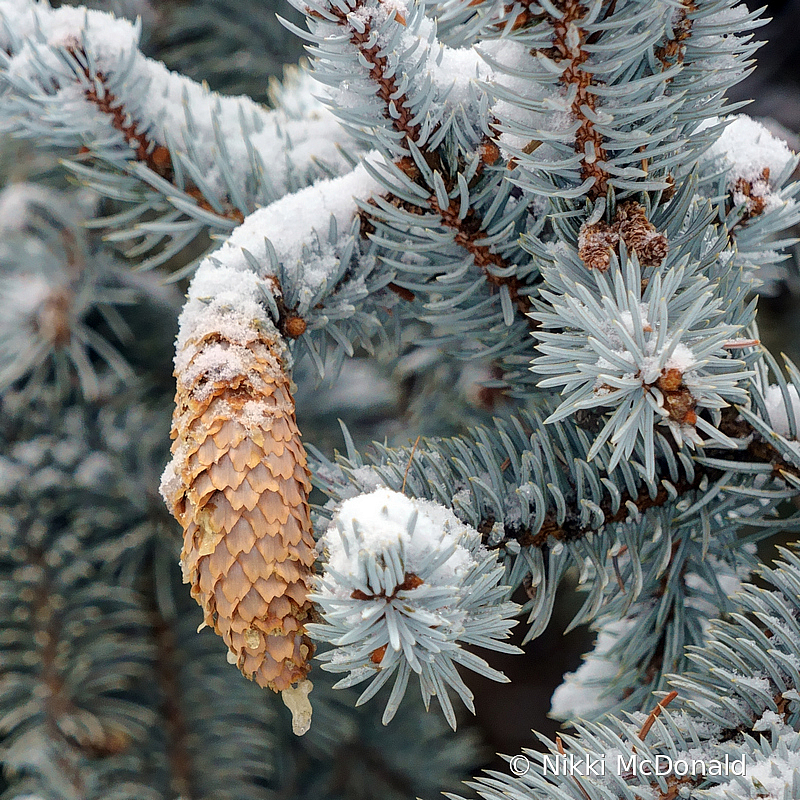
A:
431;172;534;319
521;409;800;547
68;45;245;225
544;0;609;200
144;586;281;798
360;151;536;322
457;549;800;800
29;546;92;797
552;535;753;721
526;469;705;547
320;0;422;147
655;0;696;72
4;0;800;777
0;2;358;269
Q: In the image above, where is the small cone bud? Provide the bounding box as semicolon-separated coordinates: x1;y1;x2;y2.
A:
161;299;315;693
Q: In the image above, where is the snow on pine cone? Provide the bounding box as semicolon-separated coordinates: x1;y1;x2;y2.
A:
160;261;316;715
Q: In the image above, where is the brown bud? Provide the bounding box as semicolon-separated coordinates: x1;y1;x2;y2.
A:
656;368;683;393
284;316;307;338
480;140;501;165
151;144;171;174
370;644;388;664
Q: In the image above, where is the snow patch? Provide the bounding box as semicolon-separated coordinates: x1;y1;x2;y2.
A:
764;383;800;439
706;115;795;211
322;487;479;594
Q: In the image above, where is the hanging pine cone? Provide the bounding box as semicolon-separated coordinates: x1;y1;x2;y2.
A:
160;265;316;706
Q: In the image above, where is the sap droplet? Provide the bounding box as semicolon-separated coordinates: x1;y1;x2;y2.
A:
196;510;221;556
244;627;261;650
281;679;313;736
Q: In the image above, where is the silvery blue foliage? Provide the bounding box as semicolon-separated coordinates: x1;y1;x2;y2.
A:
550;538;756;722
531;249;754;478
448;549;800;800
309;487;520;729
0;2;358;273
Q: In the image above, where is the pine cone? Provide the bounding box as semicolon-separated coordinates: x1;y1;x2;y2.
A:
161;281;315;694
578;201;668;271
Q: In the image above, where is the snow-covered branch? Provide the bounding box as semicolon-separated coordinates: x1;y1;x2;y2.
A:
0;179;135;398
180;159;398;369
288;0;493;157
309;487;519;729
0;2;358;266
460;551;800;800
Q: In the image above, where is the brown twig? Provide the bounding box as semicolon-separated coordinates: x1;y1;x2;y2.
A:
153;613;195;800
325;5;534;325
638;690;679;740
541;0;610;199
556;735;592;800
612;550;626;594
431;191;534;318
510;409;800;549
359;156;535;325
26;543;132;793
321;1;420;148
66;45;244;224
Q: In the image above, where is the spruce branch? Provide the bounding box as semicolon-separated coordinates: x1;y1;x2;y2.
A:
0;409;160;798
531;249;754;478
0;180;137;400
700;115;800;292
310;380;800;647
66;43;244;226
293;0;544;347
289;0;493;155
170;159;394;366
309;487;520;730
551;536;755;722
533;0;611;200
475;0;764;202
452;548;800;800
311;0;425;149
0;1;358;271
152;610;195;800
358;153;537;325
